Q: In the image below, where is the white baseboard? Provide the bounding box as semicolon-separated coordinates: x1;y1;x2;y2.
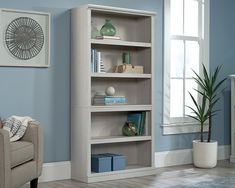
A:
38;145;230;182
155;145;230;168
39;161;71;182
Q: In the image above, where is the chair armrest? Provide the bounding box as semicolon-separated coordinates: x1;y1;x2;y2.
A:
0;129;11;188
21;122;43;177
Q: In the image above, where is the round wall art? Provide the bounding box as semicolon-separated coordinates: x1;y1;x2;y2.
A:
5;17;44;60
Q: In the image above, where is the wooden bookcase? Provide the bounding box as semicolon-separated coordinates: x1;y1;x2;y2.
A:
71;4;156;183
230;75;235;162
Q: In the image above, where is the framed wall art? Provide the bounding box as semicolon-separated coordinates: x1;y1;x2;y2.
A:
0;9;50;67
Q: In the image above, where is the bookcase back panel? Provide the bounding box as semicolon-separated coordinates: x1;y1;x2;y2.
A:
91;11;151;43
91;78;151;105
91;141;152;167
91;45;151;74
91;112;126;137
91;111;151;137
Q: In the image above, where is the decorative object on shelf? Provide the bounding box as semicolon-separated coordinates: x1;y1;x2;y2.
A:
5;17;44;60
0;9;50;67
105;86;115;96
91;154;112;173
91;49;106;73
91;20;99;39
127;112;146;136
122;121;138;136
113;64;144;74
93;94;127;105
102;153;126;171
187;64;226;168
91;153;126;173
100;19;116;36
122;52;131;64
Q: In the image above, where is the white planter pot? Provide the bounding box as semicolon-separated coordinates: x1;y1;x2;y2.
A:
193;140;218;168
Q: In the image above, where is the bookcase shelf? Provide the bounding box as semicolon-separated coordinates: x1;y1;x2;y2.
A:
91;73;152;78
91;136;152;144
71;4;155;183
91;104;152;112
91;39;151;48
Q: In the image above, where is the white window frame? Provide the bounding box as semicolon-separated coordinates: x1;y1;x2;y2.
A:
163;0;210;135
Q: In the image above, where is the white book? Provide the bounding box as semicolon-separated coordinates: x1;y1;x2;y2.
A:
97;52;101;73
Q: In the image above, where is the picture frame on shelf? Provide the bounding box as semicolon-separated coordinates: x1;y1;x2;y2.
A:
0;8;50;67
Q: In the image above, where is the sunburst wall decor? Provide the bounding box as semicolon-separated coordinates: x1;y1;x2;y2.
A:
5;17;44;60
0;9;50;67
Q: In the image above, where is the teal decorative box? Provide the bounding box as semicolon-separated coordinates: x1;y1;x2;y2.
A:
91;154;112;173
103;153;126;171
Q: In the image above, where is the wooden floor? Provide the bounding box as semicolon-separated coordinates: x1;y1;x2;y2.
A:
21;160;235;188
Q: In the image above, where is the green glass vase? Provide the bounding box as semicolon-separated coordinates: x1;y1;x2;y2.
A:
122;121;138;136
100;19;116;36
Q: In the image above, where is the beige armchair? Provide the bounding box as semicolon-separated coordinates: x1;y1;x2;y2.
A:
0;122;43;188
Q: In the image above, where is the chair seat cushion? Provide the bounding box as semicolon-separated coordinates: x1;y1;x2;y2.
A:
10;141;34;168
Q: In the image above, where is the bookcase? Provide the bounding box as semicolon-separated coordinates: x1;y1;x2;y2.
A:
230;75;235;162
71;4;156;183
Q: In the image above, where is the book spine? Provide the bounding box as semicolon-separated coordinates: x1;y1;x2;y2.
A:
104;97;127;104
95;49;98;72
97;51;101;73
140;112;146;135
92;49;95;73
91;49;93;73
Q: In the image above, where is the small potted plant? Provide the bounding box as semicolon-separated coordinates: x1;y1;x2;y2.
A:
187;64;226;168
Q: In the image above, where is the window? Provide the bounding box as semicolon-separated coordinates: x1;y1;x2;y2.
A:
163;0;210;134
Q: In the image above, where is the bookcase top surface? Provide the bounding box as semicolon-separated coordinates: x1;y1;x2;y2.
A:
75;4;156;17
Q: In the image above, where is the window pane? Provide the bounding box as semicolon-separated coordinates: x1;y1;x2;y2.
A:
170;79;183;117
202;3;204;38
184;0;198;36
170;0;183;35
171;40;184;78
185;79;198;116
185;41;199;78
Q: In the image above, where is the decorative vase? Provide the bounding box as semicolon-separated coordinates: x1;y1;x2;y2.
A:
122;121;138;136
100;19;116;36
193;140;218;168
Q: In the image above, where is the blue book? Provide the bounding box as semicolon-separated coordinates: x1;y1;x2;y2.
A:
127;112;142;135
94;49;97;72
91;49;94;72
104;97;127;104
139;112;146;135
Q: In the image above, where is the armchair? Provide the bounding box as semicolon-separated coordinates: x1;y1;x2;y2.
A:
0;122;43;188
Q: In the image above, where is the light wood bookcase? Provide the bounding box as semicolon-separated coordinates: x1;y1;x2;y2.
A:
71;4;156;183
230;75;235;162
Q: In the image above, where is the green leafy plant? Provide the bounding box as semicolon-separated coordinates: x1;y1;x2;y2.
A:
188;64;226;142
187;93;210;142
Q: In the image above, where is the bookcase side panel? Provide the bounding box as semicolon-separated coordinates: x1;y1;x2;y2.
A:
71;7;91;107
71;107;91;181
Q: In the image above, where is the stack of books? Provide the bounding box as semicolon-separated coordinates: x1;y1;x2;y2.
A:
91;49;105;73
93;93;127;105
127;112;146;136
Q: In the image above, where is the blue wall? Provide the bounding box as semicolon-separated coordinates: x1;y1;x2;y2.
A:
0;0;234;162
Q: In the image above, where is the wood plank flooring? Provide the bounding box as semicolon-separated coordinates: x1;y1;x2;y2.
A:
21;160;235;188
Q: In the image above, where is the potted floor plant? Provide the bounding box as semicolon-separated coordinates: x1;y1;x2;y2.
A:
187;64;226;168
